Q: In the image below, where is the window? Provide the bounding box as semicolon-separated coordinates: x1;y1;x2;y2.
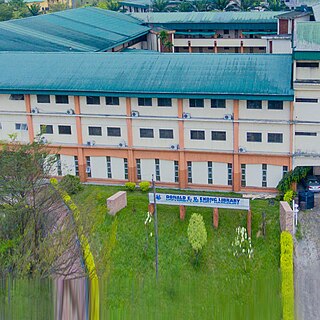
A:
247;132;262;142
89;126;102;136
296;62;319;68
241;164;246;187
138;98;152;106
86;96;100;105
295;132;317;136
56;154;62;176
247;100;262;109
58;125;71;135
211;131;226;141
211;99;226;108
55;95;69;104
140;128;154;138
106;97;119;105
86;156;92;178
10;94;24;101
295;98;318;103
228;163;232;186
136;159;141;180
268;101;283;110
124;158;128;180
174;160;179;183
189;99;204;108
159;129;173;139
107;127;121;137
268;133;283;143
155;159;160;181
74;156;79;176
37;95;50;103
283;166;288;177
190;130;205;140
106;156;112;179
15;123;28;131
224;30;230;34
40;124;53;134
187;161;192;183
262;164;267;187
208;161;213;184
158;98;172;107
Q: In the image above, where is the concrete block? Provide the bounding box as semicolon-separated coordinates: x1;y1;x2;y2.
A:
107;191;127;216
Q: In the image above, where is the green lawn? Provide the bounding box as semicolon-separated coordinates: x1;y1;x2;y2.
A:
73;185;282;320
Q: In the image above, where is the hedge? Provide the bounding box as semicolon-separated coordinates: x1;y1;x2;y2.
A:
50;178;99;320
280;231;294;320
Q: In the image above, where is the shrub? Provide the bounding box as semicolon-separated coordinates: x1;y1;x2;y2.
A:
187;213;207;263
277;166;310;194
280;231;294;320
283;190;294;204
59;174;83;195
125;182;136;192
139;181;150;192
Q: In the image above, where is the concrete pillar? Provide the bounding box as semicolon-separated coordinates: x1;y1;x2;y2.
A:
188;41;192;53
148;203;155;215
213;208;219;228
247;209;252;237
180;205;186;220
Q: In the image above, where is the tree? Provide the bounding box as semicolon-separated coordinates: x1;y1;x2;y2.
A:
0;3;13;21
97;0;120;11
0;137;81;278
187;213;207;264
192;0;212;12
8;0;30;19
49;3;68;12
152;0;169;12
265;0;286;11
159;30;173;52
27;3;41;16
177;1;194;12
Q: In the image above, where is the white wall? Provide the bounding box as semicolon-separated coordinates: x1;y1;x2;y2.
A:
246;164;262;187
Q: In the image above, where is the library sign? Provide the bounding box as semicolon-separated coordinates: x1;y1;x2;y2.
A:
148;193;250;211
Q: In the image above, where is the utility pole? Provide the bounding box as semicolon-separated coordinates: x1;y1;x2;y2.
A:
152;175;159;280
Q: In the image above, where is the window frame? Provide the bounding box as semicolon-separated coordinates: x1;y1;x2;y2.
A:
157;98;172;107
211;131;226;141
37;94;50;104
40;124;53;134
189;99;204;108
55;95;69;104
86;96;100;105
88;126;102;136
190;130;205;140
107;127;121;137
106;96;120;106
247;100;262;110
138;97;152;106
268;133;283;143
10;94;24;101
58;125;72;135
140;128;154;138
211;99;226;109
247;132;262;142
159;129;174;139
268;101;283;110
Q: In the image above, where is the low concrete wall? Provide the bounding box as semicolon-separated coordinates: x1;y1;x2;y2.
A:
107;191;127;216
280;201;294;235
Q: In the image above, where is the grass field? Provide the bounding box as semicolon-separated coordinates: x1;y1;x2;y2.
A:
73;185;282;320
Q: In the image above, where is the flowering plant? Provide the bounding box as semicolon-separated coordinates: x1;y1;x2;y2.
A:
232;226;253;259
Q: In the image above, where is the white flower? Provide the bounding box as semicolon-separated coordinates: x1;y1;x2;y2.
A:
150;232;153;237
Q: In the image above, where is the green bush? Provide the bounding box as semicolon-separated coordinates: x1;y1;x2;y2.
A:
283;190;295;204
277;166;310;194
187;213;207;263
59;174;83;195
139;181;150;192
280;231;294;320
125;182;136;192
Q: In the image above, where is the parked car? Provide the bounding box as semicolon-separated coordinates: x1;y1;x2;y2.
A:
303;176;320;192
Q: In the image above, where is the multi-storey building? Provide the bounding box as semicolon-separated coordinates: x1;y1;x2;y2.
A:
0;53;293;192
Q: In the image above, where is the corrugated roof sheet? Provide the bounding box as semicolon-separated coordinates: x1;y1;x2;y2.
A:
295;22;320;51
131;11;281;24
0;52;293;100
119;0;150;8
0;8;149;52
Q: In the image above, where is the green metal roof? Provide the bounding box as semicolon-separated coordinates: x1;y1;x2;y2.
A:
0;8;149;52
293;51;320;60
294;22;320;52
131;11;281;30
119;0;150;8
0;52;293;100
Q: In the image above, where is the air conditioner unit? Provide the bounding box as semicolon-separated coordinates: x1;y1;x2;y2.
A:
239;147;247;153
182;112;191;119
131;110;139;117
223;114;233;120
86;140;96;146
31;107;39;114
118;140;127;148
40;137;48;144
86;167;91;174
66;109;75;115
170;144;179;150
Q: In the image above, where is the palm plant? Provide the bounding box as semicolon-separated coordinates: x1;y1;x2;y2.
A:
152;0;169;12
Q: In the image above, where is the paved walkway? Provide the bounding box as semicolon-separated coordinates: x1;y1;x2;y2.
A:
294;194;320;320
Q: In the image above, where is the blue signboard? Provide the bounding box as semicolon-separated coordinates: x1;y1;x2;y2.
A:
149;193;250;210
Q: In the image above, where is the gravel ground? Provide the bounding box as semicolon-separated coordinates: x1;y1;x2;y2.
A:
294;194;320;320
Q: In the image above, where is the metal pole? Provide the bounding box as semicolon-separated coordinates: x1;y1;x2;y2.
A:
152;175;159;280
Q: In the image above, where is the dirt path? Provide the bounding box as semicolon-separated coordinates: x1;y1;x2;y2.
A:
294;195;320;320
